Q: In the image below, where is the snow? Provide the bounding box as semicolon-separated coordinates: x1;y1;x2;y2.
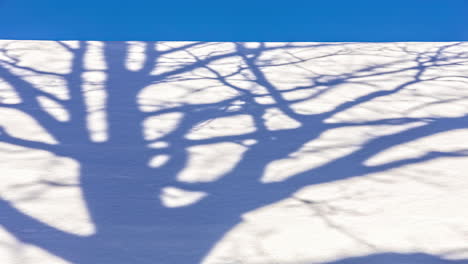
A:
1;40;468;263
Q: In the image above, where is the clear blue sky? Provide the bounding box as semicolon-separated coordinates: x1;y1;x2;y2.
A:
1;0;467;41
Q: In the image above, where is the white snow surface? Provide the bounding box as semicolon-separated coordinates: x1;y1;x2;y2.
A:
0;40;468;263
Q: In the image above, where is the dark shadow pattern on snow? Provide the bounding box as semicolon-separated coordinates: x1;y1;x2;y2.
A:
1;41;468;263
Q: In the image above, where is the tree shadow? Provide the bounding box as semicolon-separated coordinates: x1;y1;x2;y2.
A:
1;40;468;263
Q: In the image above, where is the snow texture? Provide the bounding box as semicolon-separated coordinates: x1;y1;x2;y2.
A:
1;40;468;263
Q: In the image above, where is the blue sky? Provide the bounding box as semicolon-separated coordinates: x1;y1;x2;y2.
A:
1;0;467;41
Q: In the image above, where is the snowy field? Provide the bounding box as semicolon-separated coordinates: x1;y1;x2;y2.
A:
1;40;468;264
